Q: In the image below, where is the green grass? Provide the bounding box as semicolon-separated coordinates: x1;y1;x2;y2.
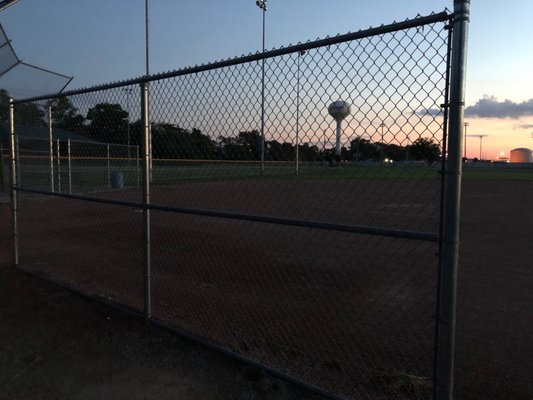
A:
462;167;533;181
16;159;533;192
151;162;442;185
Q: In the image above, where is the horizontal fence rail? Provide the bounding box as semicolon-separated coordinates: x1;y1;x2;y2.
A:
14;187;441;242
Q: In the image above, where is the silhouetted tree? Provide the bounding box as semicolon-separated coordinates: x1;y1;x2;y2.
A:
408;137;441;163
51;97;85;133
86;103;128;143
0;89;46;126
218;130;262;160
151;123;217;159
350;138;380;161
266;140;295;161
297;143;321;162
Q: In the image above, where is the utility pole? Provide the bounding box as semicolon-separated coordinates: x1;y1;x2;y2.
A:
467;134;488;160
256;0;267;174
463;121;469;159
379;122;386;161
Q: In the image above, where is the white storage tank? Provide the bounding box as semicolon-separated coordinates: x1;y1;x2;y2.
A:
510;148;533;163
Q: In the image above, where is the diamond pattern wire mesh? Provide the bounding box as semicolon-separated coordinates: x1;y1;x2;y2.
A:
11;14;454;400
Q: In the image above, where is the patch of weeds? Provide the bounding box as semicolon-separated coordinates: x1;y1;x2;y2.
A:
369;368;432;397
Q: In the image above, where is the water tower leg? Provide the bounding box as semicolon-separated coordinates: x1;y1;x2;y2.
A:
335;121;342;157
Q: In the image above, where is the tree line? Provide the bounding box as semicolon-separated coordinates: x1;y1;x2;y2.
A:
0;90;441;163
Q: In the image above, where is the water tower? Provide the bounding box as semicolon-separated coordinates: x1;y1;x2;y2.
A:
328;100;351;157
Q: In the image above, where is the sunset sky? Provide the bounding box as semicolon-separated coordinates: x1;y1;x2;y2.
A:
1;0;532;159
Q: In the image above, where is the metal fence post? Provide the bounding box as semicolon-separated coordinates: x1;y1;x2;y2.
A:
296;50;300;174
9;98;19;266
68;138;72;194
56;139;61;192
136;145;140;188
15;136;20;188
106;144;111;188
436;1;470;400
0;142;5;192
141;80;152;321
48;105;54;192
260;6;266;175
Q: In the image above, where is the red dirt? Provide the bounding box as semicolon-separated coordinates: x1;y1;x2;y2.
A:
0;200;323;400
1;178;532;400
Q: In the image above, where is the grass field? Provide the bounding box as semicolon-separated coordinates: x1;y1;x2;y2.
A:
16;156;533;194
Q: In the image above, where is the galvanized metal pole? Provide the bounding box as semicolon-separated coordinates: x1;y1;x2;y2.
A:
15;136;20;187
260;3;266;175
436;2;470;400
126;89;132;163
48;106;54;192
136;146;140;188
67;138;72;194
463;122;468;159
56;139;61;192
296;51;301;174
380;122;385;161
145;0;153;184
141;81;151;321
106;144;111;188
9;98;18;266
0;142;5;192
145;0;150;77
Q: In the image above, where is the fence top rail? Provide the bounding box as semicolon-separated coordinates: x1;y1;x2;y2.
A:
13;11;451;105
16;135;138;149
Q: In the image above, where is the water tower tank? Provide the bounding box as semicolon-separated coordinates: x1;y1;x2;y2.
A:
328;101;351;157
510;148;532;163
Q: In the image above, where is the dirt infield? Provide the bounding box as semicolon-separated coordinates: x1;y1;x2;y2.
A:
3;178;533;399
0;201;326;400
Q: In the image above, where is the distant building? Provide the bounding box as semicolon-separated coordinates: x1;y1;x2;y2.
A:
509;148;533;163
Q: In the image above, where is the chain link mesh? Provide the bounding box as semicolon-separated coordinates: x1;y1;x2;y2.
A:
10;14;460;400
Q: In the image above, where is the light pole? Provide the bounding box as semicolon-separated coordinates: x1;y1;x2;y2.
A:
379;122;386;161
405;135;410;162
296;49;305;173
463;121;469;159
466;134;488;161
256;0;267;174
145;0;153;183
122;88;132;163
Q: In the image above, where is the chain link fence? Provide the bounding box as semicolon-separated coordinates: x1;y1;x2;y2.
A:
3;10;485;400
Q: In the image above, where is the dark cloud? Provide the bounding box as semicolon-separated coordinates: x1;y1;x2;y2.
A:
413;108;442;117
517;123;533;129
465;96;533;118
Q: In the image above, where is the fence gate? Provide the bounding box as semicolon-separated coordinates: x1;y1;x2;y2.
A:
8;8;470;400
